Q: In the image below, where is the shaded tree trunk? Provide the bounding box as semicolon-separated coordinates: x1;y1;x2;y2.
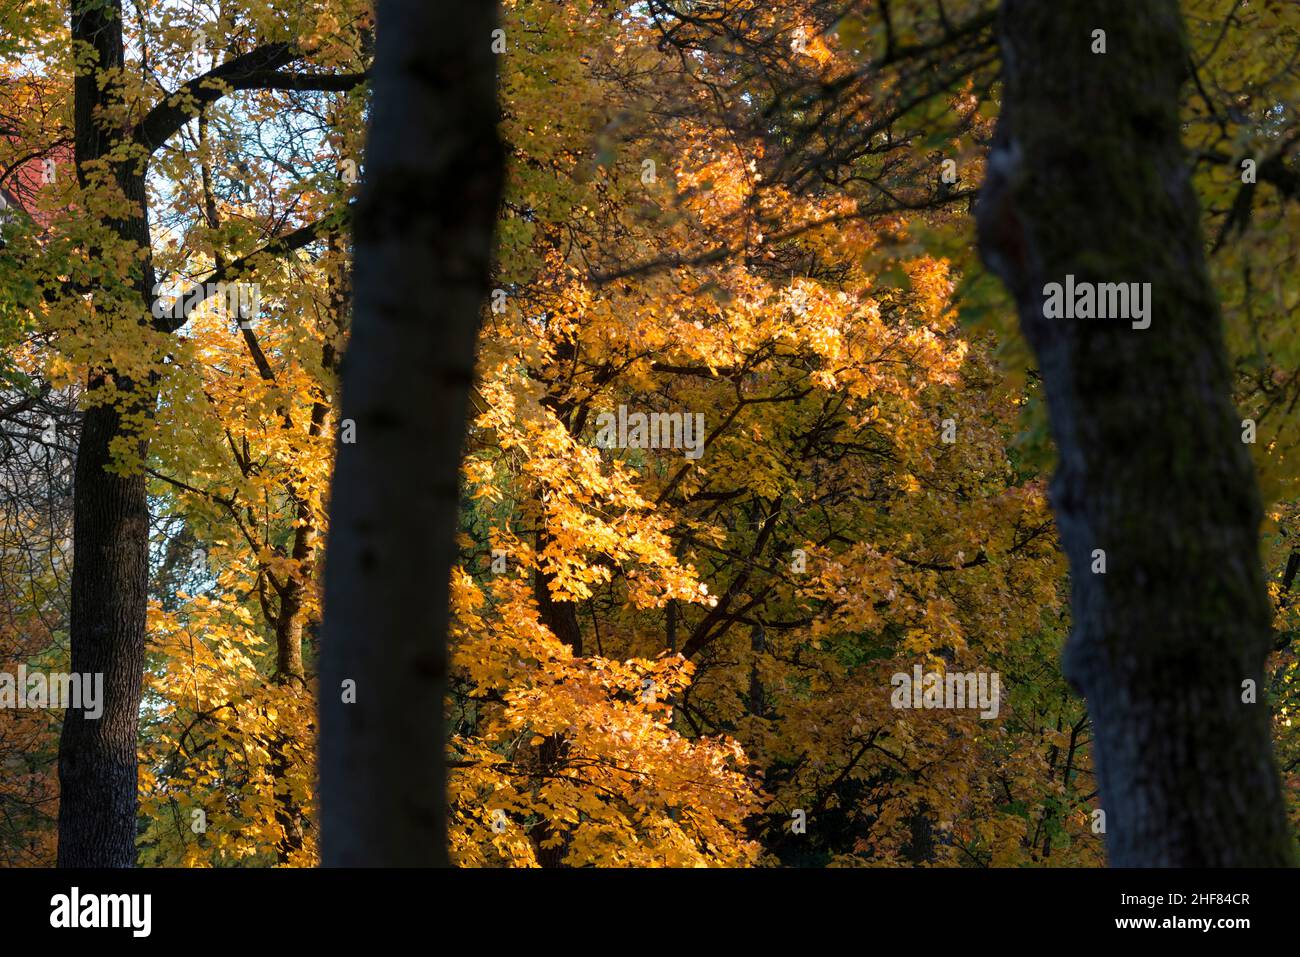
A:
58;404;150;867
268;393;330;862
531;531;581;867
57;0;156;868
319;0;504;866
56;0;367;868
976;0;1291;865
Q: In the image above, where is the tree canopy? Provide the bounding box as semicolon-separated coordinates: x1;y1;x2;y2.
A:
0;0;1296;867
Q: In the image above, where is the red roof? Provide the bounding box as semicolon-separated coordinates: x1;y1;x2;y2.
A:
0;143;71;230
0;76;71;230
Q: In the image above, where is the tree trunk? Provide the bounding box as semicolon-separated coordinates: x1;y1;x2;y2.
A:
319;0;504;866
57;0;155;868
530;535;581;866
976;0;1291;865
57;403;150;867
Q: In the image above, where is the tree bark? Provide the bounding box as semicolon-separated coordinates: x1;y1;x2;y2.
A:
57;0;155;868
976;0;1291;865
56;0;368;867
530;532;581;867
319;0;504;866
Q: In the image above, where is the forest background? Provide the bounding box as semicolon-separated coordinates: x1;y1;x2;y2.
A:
0;0;1297;867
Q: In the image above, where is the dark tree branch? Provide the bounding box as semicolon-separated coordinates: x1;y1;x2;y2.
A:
134;42;368;153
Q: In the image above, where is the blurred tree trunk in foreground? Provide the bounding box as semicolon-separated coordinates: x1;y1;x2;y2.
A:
976;0;1291;865
320;0;504;866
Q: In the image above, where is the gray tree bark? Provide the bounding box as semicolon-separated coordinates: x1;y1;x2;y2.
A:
976;0;1292;865
57;0;156;868
319;0;504;866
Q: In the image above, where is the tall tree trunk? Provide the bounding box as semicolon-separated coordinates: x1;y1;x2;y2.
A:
976;0;1291;865
531;532;581;867
319;0;504;866
268;405;326;862
58;403;150;867
57;0;155;868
